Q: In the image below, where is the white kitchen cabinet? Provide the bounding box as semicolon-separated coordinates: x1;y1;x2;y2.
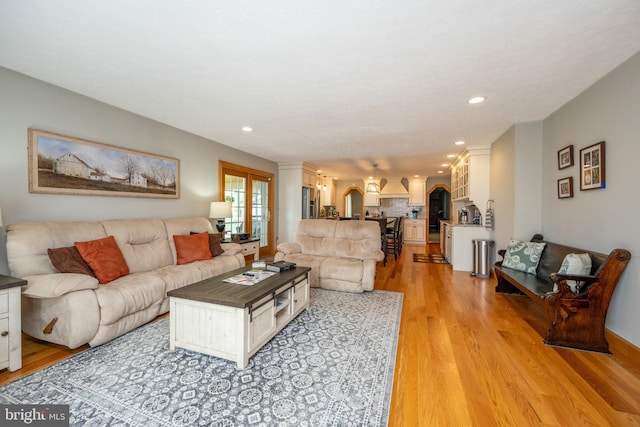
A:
449;225;492;271
302;165;318;188
322;177;336;206
450;147;490;209
404;219;426;244
364;192;380;206
408;179;426;206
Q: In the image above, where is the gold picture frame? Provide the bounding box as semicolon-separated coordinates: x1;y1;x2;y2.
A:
28;128;180;198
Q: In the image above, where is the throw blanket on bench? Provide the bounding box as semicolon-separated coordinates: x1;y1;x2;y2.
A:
495;234;631;353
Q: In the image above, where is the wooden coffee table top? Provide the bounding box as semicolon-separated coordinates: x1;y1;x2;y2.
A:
167;266;311;308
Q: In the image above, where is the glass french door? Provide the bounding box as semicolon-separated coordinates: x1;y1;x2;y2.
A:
219;161;274;257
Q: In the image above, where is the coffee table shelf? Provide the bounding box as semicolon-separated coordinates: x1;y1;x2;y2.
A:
168;266;310;368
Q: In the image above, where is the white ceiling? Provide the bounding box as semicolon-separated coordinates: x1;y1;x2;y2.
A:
1;1;639;181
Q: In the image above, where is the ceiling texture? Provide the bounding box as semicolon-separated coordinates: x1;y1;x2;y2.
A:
1;1;639;181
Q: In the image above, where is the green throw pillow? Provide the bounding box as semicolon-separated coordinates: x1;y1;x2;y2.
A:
502;239;546;274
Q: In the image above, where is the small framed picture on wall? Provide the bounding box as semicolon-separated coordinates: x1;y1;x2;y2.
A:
557;145;574;169
580;141;606;191
557;177;574;199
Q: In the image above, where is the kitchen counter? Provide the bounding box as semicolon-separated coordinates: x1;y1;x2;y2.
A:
441;221;493;271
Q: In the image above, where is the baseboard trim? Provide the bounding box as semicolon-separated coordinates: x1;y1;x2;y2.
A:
606;329;640;370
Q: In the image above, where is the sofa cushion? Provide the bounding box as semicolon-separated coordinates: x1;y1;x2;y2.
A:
174;232;212;264
94;272;166;324
191;232;225;257
276;253;324;288
334;221;384;260
155;263;206;295
6;221;107;278
47;246;96;277
101;218;173;274
502;239;546;274
295;219;338;257
75;236;130;284
21;273;99;299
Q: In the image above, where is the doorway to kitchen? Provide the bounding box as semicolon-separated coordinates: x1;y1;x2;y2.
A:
427;184;451;243
343;186;364;219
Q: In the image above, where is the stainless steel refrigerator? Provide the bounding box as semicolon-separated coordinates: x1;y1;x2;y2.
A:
302;187;318;219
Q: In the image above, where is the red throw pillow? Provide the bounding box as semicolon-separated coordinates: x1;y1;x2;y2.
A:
75;236;130;284
174;232;213;265
47;246;96;277
190;231;225;257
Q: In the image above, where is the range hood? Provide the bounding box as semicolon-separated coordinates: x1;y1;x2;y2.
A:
379;179;409;198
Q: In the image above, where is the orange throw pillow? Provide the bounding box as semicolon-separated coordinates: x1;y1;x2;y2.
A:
174;232;213;265
75;236;130;284
190;231;225;257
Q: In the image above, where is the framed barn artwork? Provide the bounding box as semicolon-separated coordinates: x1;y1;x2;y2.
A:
28;129;179;198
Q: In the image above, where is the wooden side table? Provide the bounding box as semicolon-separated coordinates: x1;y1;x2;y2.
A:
0;275;26;372
223;237;260;264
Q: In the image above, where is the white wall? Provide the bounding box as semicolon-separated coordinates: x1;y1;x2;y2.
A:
490;126;516;252
426;176;450;192
491;52;640;346
542;52;640;345
0;67;277;275
514;122;543;239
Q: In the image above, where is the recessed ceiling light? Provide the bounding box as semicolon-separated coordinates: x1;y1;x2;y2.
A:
447;154;455;158
455;140;465;145
441;163;449;167
241;126;253;132
368;176;373;180
413;175;419;178
437;170;443;174
468;96;486;104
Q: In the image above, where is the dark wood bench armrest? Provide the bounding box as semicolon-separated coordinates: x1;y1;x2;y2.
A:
548;273;598;284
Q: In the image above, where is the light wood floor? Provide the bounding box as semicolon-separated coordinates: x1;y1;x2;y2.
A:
2;244;639;426
379;244;640;427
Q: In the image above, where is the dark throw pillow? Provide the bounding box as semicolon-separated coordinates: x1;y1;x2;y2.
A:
190;231;225;257
47;246;96;277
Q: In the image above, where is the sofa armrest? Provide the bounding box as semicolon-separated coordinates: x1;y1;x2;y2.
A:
360;249;385;262
276;242;301;255
22;273;99;299
220;242;242;255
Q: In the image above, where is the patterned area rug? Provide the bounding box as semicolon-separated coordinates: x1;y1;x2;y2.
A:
413;253;449;264
0;289;402;426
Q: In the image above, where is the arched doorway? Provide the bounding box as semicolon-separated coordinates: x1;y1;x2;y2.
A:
342;186;364;219
427;184;451;242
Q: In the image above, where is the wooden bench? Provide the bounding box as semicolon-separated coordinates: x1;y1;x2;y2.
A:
494;234;631;353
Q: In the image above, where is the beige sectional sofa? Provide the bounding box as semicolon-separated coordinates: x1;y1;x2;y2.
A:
274;219;384;293
5;217;245;348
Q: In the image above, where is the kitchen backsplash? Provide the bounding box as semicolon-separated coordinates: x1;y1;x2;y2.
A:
366;198;424;218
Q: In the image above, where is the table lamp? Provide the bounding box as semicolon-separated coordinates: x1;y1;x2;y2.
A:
209;201;232;235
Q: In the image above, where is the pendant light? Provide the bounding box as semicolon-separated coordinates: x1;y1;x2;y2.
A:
366;164;380;194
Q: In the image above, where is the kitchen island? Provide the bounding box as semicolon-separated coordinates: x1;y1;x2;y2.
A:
441;221;493;272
